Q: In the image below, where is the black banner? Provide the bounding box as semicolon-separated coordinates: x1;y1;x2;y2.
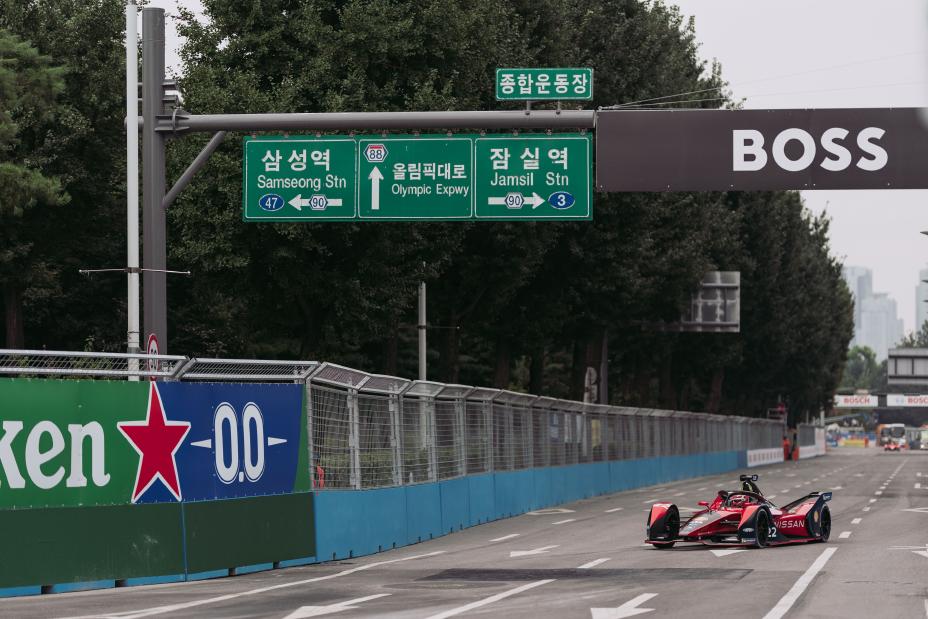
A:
596;108;928;191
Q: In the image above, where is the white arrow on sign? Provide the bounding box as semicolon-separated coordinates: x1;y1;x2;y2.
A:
487;192;544;209
282;593;391;618
591;593;658;619
288;194;343;211
509;545;559;558
369;166;384;210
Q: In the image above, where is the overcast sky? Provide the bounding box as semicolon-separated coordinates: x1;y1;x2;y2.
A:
150;0;928;331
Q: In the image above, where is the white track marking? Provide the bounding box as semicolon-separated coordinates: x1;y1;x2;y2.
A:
696;487;707;491
863;506;871;512
59;551;444;619
916;483;922;489
424;579;555;619
552;519;576;525
869;498;877;503
490;534;521;542
762;547;837;619
605;507;624;513
875;491;883;495
839;531;852;539
643;499;659;504
710;549;747;557
578;558;611;569
852;518;862;524
673;492;686;496
781;489;790;493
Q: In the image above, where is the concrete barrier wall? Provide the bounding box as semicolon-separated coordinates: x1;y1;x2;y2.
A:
314;451;742;561
747;447;783;467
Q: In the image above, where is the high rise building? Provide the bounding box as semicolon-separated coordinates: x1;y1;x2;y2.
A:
842;266;902;360
916;266;928;334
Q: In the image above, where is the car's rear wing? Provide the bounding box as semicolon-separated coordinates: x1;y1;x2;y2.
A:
781;491;832;511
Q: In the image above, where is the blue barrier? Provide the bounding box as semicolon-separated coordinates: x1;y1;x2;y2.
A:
314;450;745;560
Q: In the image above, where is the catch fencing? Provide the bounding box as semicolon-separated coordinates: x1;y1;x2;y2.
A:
0;350;785;491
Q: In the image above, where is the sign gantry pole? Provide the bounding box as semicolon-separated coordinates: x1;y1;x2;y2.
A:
126;0;139;378
142;7;168;355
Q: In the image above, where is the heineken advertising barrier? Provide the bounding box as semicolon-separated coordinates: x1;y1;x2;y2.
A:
0;379;314;590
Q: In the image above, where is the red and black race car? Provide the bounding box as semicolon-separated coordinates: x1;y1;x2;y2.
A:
646;474;832;549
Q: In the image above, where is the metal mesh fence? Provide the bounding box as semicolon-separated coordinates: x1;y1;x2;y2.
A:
0;349;791;490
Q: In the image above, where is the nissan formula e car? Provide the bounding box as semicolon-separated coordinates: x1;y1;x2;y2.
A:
646;474;832;549
884;441;903;452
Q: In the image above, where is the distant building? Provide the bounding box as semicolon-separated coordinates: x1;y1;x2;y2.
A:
842;266;902;360
916;266;928;333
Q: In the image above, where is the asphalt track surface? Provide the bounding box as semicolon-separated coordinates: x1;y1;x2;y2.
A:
5;448;928;619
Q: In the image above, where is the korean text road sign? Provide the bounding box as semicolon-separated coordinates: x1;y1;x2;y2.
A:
358;136;473;220
496;68;593;101
243;138;357;221
243;134;593;221
474;134;592;220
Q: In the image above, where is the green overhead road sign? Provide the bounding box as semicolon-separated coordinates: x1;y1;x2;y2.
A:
243;138;357;221
243;133;593;221
474;134;592;220
495;68;593;101
358;136;473;220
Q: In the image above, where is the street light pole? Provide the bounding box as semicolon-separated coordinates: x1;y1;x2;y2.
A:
126;0;140;378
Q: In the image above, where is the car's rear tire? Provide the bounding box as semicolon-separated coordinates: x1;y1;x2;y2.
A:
754;509;770;548
818;506;831;542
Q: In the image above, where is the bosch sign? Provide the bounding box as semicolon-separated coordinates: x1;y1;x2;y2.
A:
596;108;928;192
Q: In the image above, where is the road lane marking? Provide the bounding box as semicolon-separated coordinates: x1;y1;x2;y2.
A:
863;507;871;512
509;545;558;558
917;483;922;489
643;499;659;504
852;518;862;524
869;498;877;503
696;487;707;491
710;549;746;557
490;534;521;542
424;579;555;619
578;558;611;569
673;492;686;496
605;507;624;513
282;594;391;619
875;491;883;495
839;531;852;539
591;593;658;619
58;551;445;619
768;495;777;499
552;519;576;525
780;489;790;493
762;547;837;619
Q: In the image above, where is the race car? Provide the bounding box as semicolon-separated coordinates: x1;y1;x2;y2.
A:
884;441;903;452
646;474;832;549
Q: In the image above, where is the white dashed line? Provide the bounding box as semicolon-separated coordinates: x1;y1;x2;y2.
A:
424;579;555;619
875;491;883;495
605;507;624;513
916;483;922;489
673;492;686;497
839;531;852;539
869;498;877;503
643;499;659;504
762;547;836;619
862;507;871;512
578;558;611;569
490;534;521;542
551;519;575;525
851;518;862;525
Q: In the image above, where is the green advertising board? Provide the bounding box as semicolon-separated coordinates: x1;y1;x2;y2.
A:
243;137;357;221
495;68;593;101
243;133;592;221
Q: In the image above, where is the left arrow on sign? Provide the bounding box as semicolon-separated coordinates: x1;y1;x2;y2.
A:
288;194;343;211
369;166;384;211
282;593;391;618
591;593;658;619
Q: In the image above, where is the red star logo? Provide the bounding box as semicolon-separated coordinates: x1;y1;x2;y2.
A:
118;383;191;502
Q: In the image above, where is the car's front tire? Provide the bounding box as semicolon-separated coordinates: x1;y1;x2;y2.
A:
753;509;770;548
817;506;831;542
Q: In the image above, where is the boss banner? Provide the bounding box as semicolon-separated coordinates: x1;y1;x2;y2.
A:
0;379;309;509
596;107;928;192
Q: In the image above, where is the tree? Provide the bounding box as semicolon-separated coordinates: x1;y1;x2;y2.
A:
898;321;928;348
0;29;68;347
0;0;128;351
839;346;881;391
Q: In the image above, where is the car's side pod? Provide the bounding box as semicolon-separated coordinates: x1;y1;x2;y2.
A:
647;503;679;541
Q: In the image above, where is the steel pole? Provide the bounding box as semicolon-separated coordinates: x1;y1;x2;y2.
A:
418;281;426;381
161;109;596;133
126;0;140;379
142;8;167;354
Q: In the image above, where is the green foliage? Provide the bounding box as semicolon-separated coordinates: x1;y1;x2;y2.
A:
839;346;884;392
2;0;852;422
897;321;928;349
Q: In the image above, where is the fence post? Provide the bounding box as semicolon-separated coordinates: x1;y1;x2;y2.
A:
389;390;402;486
484;399;494;472
427;397;438;481
305;380;315;488
455;397;466;476
348;388;361;489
